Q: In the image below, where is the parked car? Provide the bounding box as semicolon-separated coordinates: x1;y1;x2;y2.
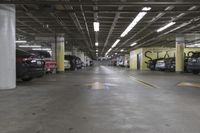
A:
89;60;93;66
16;49;45;81
165;58;175;72
64;55;83;70
147;58;164;70
150;57;189;72
28;50;56;73
187;52;200;74
64;60;71;70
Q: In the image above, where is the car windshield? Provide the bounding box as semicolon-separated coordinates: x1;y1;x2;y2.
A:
192;53;200;58
16;49;31;56
28;50;51;58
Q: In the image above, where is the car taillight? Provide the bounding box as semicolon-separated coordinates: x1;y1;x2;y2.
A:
22;57;32;64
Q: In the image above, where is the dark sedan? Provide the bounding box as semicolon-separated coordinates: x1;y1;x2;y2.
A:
187;52;200;74
16;49;45;81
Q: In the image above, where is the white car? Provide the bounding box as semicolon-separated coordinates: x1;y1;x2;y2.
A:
155;59;166;71
64;60;71;70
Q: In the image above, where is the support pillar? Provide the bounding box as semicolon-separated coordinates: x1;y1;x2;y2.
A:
176;36;185;72
51;42;56;60
0;5;16;89
56;36;65;72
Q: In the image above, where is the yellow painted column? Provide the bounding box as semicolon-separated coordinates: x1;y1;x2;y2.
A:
56;36;65;72
176;36;185;72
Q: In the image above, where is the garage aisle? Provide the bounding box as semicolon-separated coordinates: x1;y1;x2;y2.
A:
1;66;200;133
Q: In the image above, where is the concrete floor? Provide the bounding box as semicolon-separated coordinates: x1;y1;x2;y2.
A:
1;66;200;133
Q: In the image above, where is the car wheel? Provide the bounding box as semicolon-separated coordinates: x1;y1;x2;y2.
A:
21;77;32;81
192;70;199;75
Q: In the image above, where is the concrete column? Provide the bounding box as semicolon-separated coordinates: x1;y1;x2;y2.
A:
51;42;56;60
0;5;16;90
56;36;65;72
176;36;185;72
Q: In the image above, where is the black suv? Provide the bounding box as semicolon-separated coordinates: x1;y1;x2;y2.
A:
187;52;200;74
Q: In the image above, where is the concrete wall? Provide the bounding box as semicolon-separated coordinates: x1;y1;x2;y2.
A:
130;47;200;70
130;48;143;70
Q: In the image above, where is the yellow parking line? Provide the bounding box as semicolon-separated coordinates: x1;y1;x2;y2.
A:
129;76;159;89
177;82;200;88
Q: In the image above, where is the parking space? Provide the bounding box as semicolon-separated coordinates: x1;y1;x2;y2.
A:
0;66;200;133
0;1;200;133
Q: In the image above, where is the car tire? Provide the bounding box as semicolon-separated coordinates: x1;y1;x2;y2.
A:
21;77;32;81
192;70;199;75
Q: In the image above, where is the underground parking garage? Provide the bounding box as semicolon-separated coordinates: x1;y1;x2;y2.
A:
1;1;200;133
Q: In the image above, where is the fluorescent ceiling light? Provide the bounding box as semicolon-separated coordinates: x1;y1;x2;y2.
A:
187;44;200;48
120;7;151;37
16;40;27;43
111;39;120;48
32;48;51;51
19;45;41;48
130;42;137;47
142;7;151;11
105;48;112;55
96;49;98;52
120;49;124;52
157;22;176;32
93;22;99;32
95;42;99;46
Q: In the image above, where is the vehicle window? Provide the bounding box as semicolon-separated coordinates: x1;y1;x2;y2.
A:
16;49;31;56
29;50;51;58
192;53;200;58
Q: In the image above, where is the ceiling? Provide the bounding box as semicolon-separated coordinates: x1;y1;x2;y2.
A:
1;0;200;58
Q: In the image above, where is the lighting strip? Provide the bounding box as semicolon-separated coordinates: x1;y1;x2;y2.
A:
105;48;112;55
93;22;100;32
19;45;41;48
32;48;51;51
16;40;27;43
120;7;151;37
111;39;120;48
130;42;137;47
105;39;121;56
157;22;176;32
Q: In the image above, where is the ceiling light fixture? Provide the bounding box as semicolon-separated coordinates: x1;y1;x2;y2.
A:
157;22;176;32
16;40;27;43
111;39;120;48
130;42;137;47
120;7;151;37
96;49;98;52
95;42;99;46
93;22;100;32
105;48;112;55
19;45;41;48
32;48;51;51
120;49;124;52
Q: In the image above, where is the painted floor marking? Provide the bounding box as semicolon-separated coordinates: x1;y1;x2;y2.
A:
177;82;200;88
129;76;159;89
85;82;118;90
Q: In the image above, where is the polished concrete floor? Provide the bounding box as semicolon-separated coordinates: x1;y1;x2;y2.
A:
1;66;200;133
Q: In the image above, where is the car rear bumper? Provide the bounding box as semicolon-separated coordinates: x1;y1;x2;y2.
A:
17;67;44;79
187;65;200;70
